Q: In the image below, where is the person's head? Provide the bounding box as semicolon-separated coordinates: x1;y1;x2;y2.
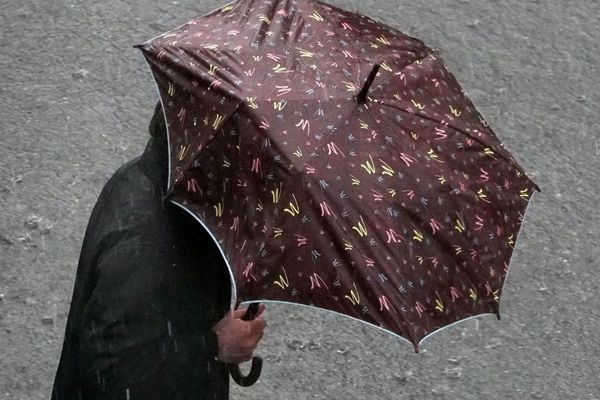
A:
149;101;167;141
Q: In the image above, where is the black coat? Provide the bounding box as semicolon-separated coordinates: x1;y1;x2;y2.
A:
51;135;231;399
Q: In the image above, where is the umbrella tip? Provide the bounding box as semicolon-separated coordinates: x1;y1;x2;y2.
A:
355;63;381;104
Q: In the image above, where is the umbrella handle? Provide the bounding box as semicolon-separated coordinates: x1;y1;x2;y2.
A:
228;303;263;387
228;356;263;387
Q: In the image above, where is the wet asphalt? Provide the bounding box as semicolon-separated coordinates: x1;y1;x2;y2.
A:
1;0;599;399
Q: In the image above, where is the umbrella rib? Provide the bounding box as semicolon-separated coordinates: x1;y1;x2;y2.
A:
177;102;243;184
377;100;520;168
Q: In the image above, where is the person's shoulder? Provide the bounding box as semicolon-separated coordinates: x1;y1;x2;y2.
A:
84;157;171;249
99;156;155;203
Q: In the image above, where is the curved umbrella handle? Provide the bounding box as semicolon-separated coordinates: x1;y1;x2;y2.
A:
228;356;263;387
228;303;263;387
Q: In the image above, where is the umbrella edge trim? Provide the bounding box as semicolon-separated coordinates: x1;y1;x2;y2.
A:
136;0;241;46
239;298;415;349
170;200;238;311
417;312;499;346
418;189;540;346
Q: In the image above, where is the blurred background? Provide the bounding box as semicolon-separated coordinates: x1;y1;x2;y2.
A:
1;0;598;399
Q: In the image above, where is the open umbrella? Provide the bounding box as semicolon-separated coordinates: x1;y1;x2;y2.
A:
136;0;540;381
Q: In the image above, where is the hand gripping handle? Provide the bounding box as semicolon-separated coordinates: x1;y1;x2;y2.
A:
228;303;263;387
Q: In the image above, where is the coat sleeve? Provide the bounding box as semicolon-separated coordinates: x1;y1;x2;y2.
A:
75;240;229;400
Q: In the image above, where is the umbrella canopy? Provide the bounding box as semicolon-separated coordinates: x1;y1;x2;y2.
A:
136;0;540;351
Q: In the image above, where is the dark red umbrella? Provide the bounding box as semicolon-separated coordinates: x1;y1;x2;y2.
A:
136;0;540;360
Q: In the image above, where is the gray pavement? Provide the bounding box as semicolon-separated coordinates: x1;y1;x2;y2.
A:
1;0;599;399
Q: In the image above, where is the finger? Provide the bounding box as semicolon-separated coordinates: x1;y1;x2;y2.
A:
232;307;248;319
224;308;245;319
251;317;267;332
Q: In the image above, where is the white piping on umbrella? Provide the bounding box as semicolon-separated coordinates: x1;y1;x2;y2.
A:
141;0;242;45
139;34;540;350
417;312;497;348
417;189;539;347
170;200;239;311
243;190;541;351
140;59;541;348
140;54;238;310
166;187;539;351
239;299;416;349
140;56;412;345
140;0;241;189
235;308;493;352
494;188;539;318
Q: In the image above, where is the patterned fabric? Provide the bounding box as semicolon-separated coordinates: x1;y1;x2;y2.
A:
137;0;540;350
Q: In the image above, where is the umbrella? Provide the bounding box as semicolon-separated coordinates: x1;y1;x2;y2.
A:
136;0;540;375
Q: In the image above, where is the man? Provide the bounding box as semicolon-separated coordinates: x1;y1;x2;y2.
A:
51;102;266;400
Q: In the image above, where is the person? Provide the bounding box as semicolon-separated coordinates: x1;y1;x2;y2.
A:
51;102;267;400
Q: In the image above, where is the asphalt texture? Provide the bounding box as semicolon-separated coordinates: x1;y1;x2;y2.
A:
1;0;599;399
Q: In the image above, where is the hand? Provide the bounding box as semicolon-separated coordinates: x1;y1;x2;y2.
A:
211;304;267;364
